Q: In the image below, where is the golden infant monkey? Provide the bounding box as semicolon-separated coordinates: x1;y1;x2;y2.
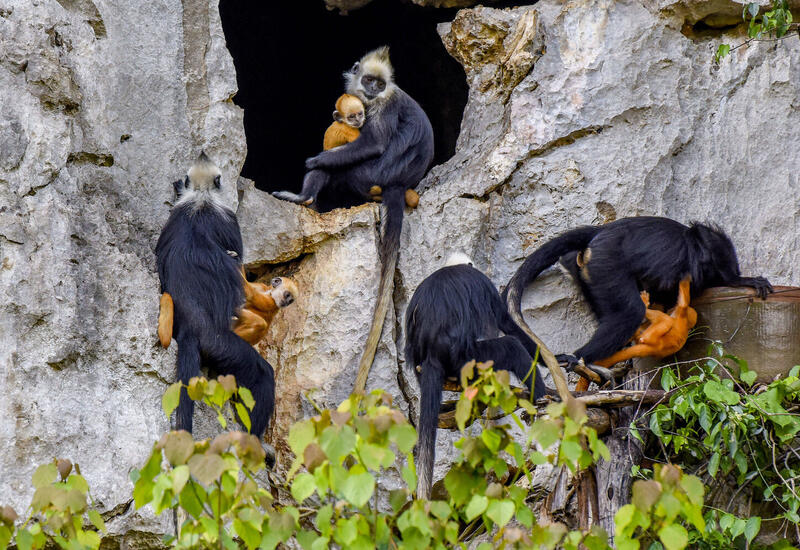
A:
233;275;299;345
323;94;419;209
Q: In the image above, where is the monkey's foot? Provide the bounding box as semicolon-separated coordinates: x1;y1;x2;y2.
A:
272;191;312;205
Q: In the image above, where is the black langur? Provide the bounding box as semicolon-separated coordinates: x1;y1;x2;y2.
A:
405;254;547;500
504;216;773;374
155;153;275;437
273;46;434;393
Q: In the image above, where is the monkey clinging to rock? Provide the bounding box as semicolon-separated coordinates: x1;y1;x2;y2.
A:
155;152;275;438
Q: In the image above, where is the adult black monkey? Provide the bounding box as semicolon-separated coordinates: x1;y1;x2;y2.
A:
504;217;773;372
156;153;275;437
273;46;435;392
406;254;547;500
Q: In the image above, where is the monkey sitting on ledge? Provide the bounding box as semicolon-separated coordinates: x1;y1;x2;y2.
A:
322;93;420;210
158;274;298;348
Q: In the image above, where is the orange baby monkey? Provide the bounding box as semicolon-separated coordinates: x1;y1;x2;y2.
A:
157;274;298;348
574;277;696;390
233;276;298;345
595;276;697;367
323;94;365;151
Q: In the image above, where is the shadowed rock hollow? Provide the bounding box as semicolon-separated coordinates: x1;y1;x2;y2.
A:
0;0;798;543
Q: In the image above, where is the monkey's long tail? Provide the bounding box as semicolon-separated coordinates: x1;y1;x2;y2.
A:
502;225;600;403
353;187;406;393
503;225;600;322
415;356;444;500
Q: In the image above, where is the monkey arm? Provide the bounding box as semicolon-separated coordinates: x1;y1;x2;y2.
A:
247;287;278;314
306;136;385;171
731;276;774;299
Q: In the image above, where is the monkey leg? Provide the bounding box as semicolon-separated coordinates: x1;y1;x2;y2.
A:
175;334;202;433
595;343;661;368
472;336;545;400
272;169;330;206
573;274;646;365
202;331;275;437
233;308;268;346
405;189;420;209
158;292;174;348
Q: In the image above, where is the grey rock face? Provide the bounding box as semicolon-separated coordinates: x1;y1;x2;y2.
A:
0;0;798;541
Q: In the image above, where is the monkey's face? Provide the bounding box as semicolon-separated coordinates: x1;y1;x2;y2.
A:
346;46;395;104
344;107;365;129
270;277;298;308
359;73;386;100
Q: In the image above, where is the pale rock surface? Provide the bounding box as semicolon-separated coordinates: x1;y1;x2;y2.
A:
1;0;799;543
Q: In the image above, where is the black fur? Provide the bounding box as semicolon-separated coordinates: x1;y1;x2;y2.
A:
405;264;546;499
505;216;773;367
155;190;275;437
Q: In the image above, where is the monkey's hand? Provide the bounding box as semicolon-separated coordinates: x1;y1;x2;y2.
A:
556;353;580;371
736;276;774;299
305;155;322;171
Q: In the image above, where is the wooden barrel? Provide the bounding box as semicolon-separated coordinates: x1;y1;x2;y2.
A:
674;286;800;383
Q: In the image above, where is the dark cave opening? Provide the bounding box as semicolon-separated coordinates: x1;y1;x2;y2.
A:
219;0;471;194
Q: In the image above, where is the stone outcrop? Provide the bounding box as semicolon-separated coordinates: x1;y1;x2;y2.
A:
1;0;798;542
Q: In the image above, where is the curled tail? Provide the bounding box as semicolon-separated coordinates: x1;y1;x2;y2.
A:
502;225;600;403
415;357;444;500
503;225;600;321
353;187;405;392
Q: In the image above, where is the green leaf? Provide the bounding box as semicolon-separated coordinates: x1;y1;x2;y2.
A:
291;473;317;503
740;369;757;386
239;386;255;410
455;396;472;431
341;470;375;508
171;465;190;494
389;424;417;454
704;380;740;405
288;420;316;456
708;451;721;477
319;425;356;462
188;453;226;486
481;429;502;453
88;509;106;532
464;494;488;521
715;44;731;62
162;382;182;418
658;523;688;550
748;2;760;17
486;499;515;527
744;516;761;543
32;463;57;489
235;402;251;433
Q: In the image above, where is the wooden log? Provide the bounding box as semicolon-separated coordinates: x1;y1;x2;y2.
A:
677;286;800;383
593;366;648;537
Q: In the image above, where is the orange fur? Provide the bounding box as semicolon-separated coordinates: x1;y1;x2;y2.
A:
234;275;298;346
595;276;697;368
323;122;361;150
158;293;173;348
323;94;364;150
